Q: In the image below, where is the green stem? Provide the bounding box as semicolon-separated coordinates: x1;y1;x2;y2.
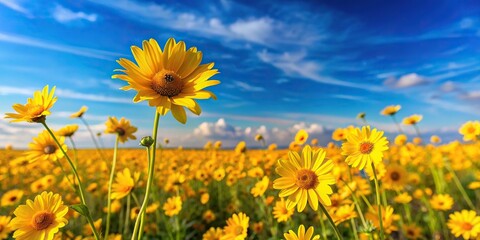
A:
340;179;367;228
319;210;327;240
371;162;385;240
41;121;101;240
132;113;160;240
391;115;403;134
319;202;343;240
124;194;132;237
351;219;359;240
105;135;120;238
446;165;475;209
68;136;78;167
413;124;421;138
80;116;105;161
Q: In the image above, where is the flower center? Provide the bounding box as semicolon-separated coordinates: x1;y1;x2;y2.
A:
28;105;44;117
234;226;244;235
390;171;400;181
9;196;17;202
0;224;3;233
359;142;374;154
43;145;56;154
462;222;473;231
115;127;126;136
151;71;183;97
31;211;55;230
296;169;318;189
468;126;476;133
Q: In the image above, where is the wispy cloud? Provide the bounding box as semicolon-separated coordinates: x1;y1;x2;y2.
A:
0;32;122;60
0;0;31;17
52;5;98;23
0;85;132;104
384;73;429;88
228;80;265;92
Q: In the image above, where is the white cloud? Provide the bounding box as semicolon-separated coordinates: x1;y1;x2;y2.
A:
440;81;457;92
0;32;122;60
53;5;98;23
229;80;265;92
0;0;31;16
229;17;273;44
384;73;428;88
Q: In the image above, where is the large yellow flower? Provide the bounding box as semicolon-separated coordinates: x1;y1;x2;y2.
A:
5;85;57;123
9;191;68;240
0;216;12;239
459;121;480;142
447;210;480;239
341;126;389;170
113;38;220;124
111;168;139;200
284;225;320;240
273;145;335;212
26;130;67;162
104;117;138;143
222;212;249;240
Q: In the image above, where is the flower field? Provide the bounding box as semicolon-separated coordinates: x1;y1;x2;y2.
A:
1;38;480;240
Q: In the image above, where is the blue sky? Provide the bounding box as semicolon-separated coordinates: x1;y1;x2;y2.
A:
0;0;479;148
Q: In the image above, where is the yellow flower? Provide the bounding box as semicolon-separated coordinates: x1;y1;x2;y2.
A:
273;145;335;212
163;196;182;217
0;216;12;239
222;212;249;240
294;129;309;145
447;210;480;239
113;38;220;124
402;114;422;125
83;219;102;236
26;130;67;162
357;112;366;119
105;117;138;143
5;85;57;123
268;143;278;151
234;141;247;155
70;106;88;118
284;225;320;240
202;210;216;224
203;227;222;240
382;164;408;191
200;193;209;205
273;198;294;223
332;204;357;225
251;176;269;197
1;189;23;207
380;105;401;116
459;121;480;142
341;126;389;170
254;134;264;142
394;134;408;146
393;192;412;204
404;224;422;240
332;128;347;142
111;168;138;200
56;124;79;137
430;135;441;144
9;191;68;240
429;194;453;211
365;205;399;234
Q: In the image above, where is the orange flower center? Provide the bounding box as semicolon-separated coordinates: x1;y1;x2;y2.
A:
28;105;45;117
234;226;244;235
43;145;56;154
390;171;400;181
115;127;126;136
359;142;374;154
462;222;473;231
31;211;55;230
296;169;318;189
468;126;476;134
151;71;183;97
0;224;4;232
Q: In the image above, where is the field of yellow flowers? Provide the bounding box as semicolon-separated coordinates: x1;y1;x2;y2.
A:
1;38;480;240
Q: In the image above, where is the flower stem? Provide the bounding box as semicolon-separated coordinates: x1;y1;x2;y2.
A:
68;136;78;166
41;121;101;240
105;135;120;238
446;165;475;209
132;113;160;240
319;202;343;240
391;115;403;134
371;162;385;240
80;116;105;161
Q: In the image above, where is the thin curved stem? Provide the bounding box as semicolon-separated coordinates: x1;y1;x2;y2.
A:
371;162;385;240
391;115;403;134
318;202;343;240
80;116;105;161
68;136;78;166
105;135;120;238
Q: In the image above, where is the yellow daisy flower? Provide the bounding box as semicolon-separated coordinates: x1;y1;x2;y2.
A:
70;106;88;118
380;105;401;116
382;164;408;191
1;189;23;207
234;141;247;155
273;198;294;223
402;114;423;125
111;168;139;200
56;124;79;137
163;196;182;217
332;204;357;225
26;130;67;162
447;210;480;239
202;227;222;240
459;121;480;142
404;224;422;240
273;145;335;212
113;38;220;124
222;212;249;240
393;192;412;204
430;194;454;211
365;205;399;234
341;126;389;170
250;176;269;197
9;191;68;240
5;85;57;123
284;225;320;240
294;129;309;145
104;117;138;143
0;216;12;239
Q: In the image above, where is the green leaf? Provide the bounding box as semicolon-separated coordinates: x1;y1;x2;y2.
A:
70;204;90;217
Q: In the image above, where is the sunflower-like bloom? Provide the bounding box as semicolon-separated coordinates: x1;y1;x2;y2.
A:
26;130;67;162
105;117;138;143
284;225;320;240
403;224;422;240
0;216;12;239
273;145;335;212
9;191;68;240
430;194;453;211
273;198;294;223
380;105;401;116
111;168;139;200
203;227;222;240
447;210;480;239
382;164;408;191
294;129;308;145
365;205;399;234
163;196;182;217
332;128;347;141
234;141;247;155
402;114;423;125
5;85;57;123
250;176;269;197
70;106;88;118
222;212;249;240
341;126;389;170
332;204;357;225
1;189;23;207
113;38;220;124
56;124;79;137
459;121;480;142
